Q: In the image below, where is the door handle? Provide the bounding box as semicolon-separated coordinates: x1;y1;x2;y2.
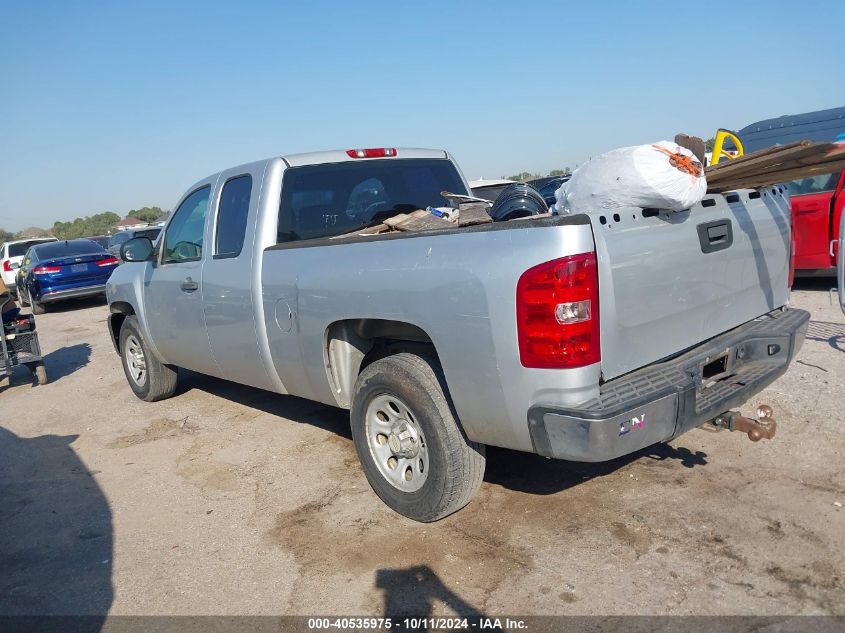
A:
796;203;823;214
180;278;199;292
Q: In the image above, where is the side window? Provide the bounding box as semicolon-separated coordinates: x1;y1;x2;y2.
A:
215;175;252;258
785;173;840;196
163;186;211;263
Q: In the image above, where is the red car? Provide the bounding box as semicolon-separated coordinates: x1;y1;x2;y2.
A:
738;107;845;278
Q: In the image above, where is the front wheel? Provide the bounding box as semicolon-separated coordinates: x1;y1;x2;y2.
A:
119;315;178;402
350;353;485;522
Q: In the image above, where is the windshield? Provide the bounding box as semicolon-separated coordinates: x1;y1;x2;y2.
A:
134;228;161;241
9;239;55;257
108;232;131;248
277;158;467;242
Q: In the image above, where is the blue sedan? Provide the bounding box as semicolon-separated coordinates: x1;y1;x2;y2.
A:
14;239;120;314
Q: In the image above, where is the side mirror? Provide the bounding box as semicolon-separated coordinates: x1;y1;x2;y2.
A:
9;262;19;270
121;237;154;262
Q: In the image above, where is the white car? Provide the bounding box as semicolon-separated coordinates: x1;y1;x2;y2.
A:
1;237;58;295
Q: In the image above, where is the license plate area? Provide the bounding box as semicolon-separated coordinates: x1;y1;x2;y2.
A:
70;263;88;272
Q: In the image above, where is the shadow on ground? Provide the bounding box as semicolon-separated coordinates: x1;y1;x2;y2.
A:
179;370;707;497
806;321;845;353
0;427;112;628
37;295;107;315
376;565;486;624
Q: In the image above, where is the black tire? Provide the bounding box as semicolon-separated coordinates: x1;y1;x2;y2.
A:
19;289;30;307
350;353;485;522
119;315;178;402
31;300;45;315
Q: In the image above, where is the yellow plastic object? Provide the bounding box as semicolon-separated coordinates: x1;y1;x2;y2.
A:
710;129;744;166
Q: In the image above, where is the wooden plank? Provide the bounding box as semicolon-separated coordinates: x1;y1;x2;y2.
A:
708;148;845;186
706;143;839;183
707;157;845;192
705;141;809;173
457;202;492;226
705;142;824;182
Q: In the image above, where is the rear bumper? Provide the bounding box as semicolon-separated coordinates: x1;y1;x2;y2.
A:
527;307;810;462
39;284;106;303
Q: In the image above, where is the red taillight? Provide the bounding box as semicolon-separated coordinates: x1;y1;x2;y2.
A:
97;256;119;267
2;260;11;272
516;252;600;369
33;265;61;275
345;148;397;158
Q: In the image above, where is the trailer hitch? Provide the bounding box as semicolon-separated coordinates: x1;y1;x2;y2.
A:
710;405;777;442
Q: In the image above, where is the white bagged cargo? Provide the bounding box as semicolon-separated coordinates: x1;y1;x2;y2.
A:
554;140;707;214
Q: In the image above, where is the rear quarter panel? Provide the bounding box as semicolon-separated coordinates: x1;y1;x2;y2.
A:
261;218;598;452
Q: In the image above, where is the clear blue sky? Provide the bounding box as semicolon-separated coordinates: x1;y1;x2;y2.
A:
2;0;843;232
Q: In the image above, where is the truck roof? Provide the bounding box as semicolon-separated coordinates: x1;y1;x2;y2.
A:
738;106;845;152
281;147;448;167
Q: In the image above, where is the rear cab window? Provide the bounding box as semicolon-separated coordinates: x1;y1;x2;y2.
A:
9;239;55;257
277;159;467;243
215;175;252;257
785;173;841;196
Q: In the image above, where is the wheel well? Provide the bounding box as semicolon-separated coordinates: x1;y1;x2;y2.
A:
325;319;439;408
108;302;135;352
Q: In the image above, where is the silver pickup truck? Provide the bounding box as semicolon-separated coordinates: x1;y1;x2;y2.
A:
106;147;810;521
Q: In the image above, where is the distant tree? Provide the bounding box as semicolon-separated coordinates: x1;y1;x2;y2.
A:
52;212;120;240
704;137;715;152
548;168;572;177
127;206;165;223
0;228;14;243
17;226;51;238
503;172;540;182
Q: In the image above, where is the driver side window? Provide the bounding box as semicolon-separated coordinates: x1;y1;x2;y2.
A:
163;186;210;264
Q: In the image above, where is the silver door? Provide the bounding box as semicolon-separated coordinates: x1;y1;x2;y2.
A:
202;168;276;391
145;184;222;376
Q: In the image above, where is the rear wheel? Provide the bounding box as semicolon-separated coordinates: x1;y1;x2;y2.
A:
19;288;30;307
350;353;485;522
119;315;178;402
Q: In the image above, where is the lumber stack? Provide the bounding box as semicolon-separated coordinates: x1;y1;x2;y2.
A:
705;141;845;193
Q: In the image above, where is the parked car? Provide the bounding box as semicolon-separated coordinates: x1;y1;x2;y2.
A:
469;178;516;201
107;146;807;521
1;237;58;297
108;227;162;260
15;239;119;314
85;235;111;250
738;107;845;276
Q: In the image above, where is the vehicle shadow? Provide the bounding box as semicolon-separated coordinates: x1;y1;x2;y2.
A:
178;371;708;497
0;427;113;628
178;370;352;439
375;565;487;624
792;277;837;292
483;442;707;496
39;295;107;314
806;321;845;353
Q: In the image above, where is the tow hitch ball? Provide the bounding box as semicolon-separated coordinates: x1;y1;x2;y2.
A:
710;405;777;442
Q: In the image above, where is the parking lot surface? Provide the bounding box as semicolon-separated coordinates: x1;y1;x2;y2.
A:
1;282;843;617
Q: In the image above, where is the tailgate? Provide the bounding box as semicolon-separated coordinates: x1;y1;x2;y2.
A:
593;188;792;380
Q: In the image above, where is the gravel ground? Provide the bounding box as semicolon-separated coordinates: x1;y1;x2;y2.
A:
0;280;843;617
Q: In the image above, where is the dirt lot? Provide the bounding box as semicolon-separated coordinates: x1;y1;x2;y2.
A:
1;281;843;617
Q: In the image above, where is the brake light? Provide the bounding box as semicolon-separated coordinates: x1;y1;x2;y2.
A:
346;148;397;158
97;256;120;267
516;252;600;369
2;260;11;272
33;265;61;275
